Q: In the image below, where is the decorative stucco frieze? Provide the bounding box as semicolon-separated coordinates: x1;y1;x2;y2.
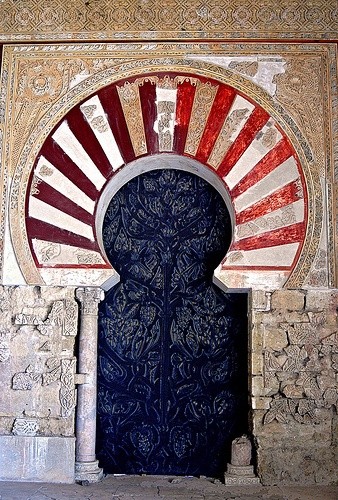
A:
0;0;337;41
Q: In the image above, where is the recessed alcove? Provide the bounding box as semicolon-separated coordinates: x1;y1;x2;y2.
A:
96;164;249;477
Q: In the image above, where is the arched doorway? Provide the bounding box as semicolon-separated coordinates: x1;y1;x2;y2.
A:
20;71;308;290
96;167;248;477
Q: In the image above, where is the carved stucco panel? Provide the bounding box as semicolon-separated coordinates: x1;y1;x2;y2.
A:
0;0;337;41
0;286;78;436
253;290;338;426
0;43;335;288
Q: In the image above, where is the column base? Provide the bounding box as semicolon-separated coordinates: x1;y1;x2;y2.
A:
224;463;260;485
75;460;104;484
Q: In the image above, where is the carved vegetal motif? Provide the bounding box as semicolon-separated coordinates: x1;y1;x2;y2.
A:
38;242;61;263
74;249;103;265
40;300;64;329
12;364;41;390
14;299;77;337
63;300;78;337
81;101;110;135
96;169;248;476
275;58;324;167
81;104;96;120
30;175;41;196
91;116;108;133
228;61;259;77
282;345;308;372
59;358;76;417
12;417;39;436
261;126;279;149
208;108;250;168
116;81;147;156
263;320;338;424
185;81;218;156
76;287;104;316
0;328;10;362
39;164;53;177
157;101;175;151
17;61;64;104
12;60;86;168
42;357;61;386
305;248;328;287
237;205;298;239
263;395;297;424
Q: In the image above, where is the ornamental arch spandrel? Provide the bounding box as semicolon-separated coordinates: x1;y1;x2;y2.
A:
1;49;330;291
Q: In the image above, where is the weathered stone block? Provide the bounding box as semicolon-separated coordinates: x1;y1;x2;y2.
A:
271;290;305;312
251;353;263;376
263;325;288;351
251;376;264;396
260;311;309;325
0;435;75;482
251;324;264;351
252;290;271;311
255;407;333;445
252;396;272;410
257;445;336;485
0;286;77;437
305;290;338;312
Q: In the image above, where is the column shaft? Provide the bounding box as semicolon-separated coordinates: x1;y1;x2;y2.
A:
75;286;104;483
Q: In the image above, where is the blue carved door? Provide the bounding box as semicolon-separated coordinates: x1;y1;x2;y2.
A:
96;169;248;477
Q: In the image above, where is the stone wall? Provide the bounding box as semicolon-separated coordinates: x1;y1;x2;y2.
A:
0;284;337;484
251;289;338;484
0;285;77;482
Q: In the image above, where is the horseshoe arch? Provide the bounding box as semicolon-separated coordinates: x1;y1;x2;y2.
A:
11;67;310;290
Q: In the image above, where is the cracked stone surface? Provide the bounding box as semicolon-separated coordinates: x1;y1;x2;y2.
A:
0;476;337;500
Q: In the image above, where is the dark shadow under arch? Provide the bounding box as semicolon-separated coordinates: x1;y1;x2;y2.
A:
96;168;248;477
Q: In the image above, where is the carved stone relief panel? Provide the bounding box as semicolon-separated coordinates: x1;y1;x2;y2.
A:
250;289;338;484
0;285;78;437
0;0;337;41
251;290;338;427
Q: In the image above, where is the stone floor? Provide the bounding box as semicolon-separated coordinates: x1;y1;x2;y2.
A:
0;475;337;500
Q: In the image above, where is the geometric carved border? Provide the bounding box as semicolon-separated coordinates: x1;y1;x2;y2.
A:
0;0;337;42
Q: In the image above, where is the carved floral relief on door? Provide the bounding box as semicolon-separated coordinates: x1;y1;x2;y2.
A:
96;168;248;476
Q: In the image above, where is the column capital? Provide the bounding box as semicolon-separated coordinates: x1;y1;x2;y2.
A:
76;287;104;315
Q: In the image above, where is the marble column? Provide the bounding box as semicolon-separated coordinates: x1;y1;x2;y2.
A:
75;286;104;483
